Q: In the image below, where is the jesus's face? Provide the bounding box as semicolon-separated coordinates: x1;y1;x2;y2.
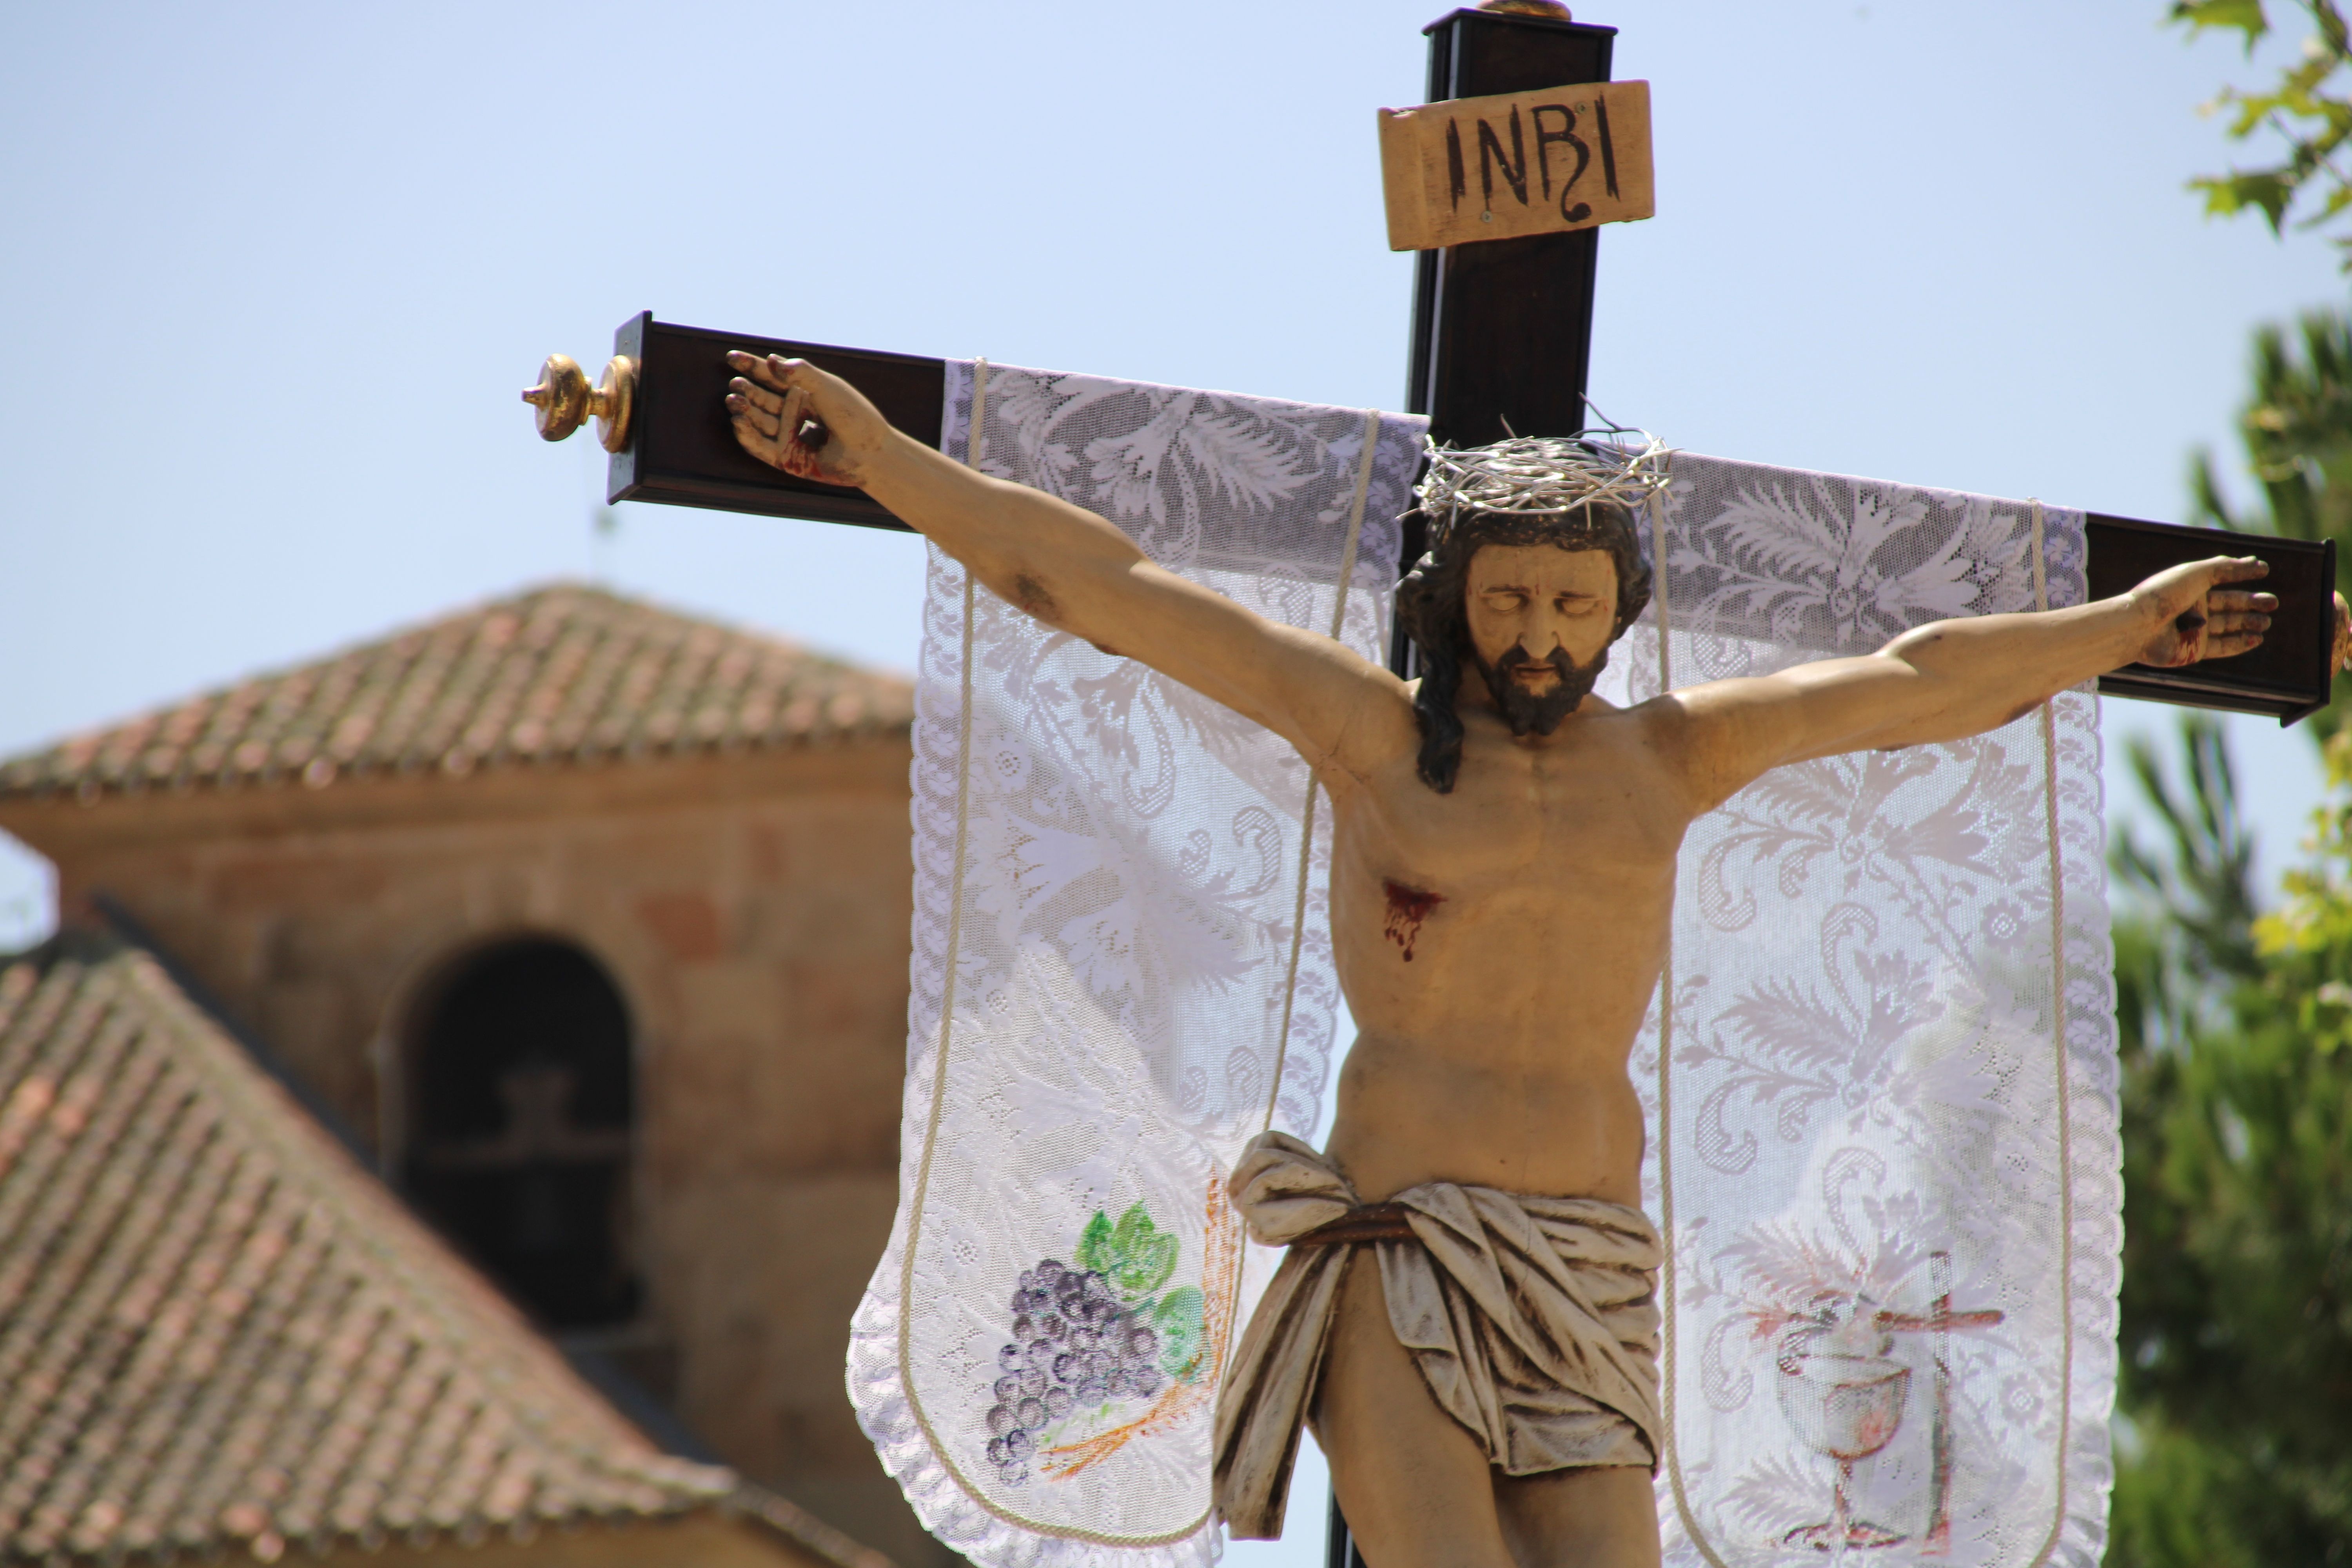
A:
1463;543;1618;735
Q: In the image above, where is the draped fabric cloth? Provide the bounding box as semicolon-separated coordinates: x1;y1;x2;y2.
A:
1212;1131;1664;1540
1610;454;2118;1568
848;370;2121;1568
846;361;1425;1568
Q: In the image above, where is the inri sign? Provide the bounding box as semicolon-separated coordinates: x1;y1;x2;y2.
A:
1379;80;1655;252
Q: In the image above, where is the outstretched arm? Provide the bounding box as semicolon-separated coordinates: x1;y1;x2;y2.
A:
724;352;1406;778
1661;556;2285;809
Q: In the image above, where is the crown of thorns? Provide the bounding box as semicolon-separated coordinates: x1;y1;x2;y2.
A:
1413;432;1671;550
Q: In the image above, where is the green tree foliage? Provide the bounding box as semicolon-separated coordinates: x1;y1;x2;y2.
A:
2189;310;2352;558
2105;17;2352;1561
2177;5;2352;731
2106;722;2352;1566
2171;0;2352;265
2186;307;2352;732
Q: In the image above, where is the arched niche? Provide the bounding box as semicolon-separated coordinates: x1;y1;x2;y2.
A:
401;935;641;1328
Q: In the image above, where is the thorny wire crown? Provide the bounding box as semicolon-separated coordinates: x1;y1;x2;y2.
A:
1412;427;1672;552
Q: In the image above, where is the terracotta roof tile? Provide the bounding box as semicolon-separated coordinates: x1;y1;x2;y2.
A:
0;585;913;804
0;937;737;1563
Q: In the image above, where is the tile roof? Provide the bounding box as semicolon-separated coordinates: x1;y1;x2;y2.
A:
0;934;743;1565
0;585;913;804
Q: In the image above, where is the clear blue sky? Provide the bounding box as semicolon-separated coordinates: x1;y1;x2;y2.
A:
2;3;2345;1557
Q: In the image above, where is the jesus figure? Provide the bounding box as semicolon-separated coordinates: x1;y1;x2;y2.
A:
724;351;2275;1568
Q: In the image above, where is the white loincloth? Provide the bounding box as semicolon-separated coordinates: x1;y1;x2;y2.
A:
1211;1131;1664;1540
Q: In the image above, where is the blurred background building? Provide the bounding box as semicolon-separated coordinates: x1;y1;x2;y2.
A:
0;585;944;1567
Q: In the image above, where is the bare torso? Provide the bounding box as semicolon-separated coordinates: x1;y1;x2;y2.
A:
1323;693;1682;1206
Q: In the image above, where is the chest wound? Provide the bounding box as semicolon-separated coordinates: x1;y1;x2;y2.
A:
1381;880;1445;962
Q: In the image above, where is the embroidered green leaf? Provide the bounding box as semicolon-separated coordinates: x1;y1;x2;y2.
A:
1155;1287;1205;1382
1076;1210;1117;1277
1108;1204;1179;1298
1074;1203;1179;1299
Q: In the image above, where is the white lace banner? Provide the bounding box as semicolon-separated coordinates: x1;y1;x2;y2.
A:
847;362;1424;1567
1604;456;2119;1568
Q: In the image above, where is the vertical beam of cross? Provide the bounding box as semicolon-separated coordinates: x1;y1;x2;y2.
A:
1408;9;1617;448
1392;5;1620;679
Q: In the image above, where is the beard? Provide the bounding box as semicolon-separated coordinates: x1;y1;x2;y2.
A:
1476;641;1608;737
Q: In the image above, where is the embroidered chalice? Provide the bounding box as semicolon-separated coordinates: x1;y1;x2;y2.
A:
1775;1298;1912;1557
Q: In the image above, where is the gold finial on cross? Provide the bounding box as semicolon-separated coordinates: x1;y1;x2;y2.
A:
1476;0;1572;18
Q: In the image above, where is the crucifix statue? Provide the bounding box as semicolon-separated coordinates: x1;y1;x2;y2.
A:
523;6;2349;1566
716;334;2277;1568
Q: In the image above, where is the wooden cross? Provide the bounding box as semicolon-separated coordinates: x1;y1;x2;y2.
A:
521;3;2341;724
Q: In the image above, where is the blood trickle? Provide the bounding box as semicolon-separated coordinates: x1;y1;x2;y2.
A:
1381;880;1444;962
779;417;833;482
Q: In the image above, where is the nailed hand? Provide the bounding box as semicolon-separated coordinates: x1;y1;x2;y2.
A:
2128;555;2277;669
723;351;884;488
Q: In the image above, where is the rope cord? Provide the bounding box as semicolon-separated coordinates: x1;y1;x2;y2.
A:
2026;497;2080;1568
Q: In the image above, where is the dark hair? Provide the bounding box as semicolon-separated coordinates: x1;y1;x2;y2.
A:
1394;499;1653;793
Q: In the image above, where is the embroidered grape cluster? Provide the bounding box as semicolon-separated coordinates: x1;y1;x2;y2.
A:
978;1203;1206;1490
984;1259;1164;1486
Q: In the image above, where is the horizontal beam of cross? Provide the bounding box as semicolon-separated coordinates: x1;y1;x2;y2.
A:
558;310;2337;726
